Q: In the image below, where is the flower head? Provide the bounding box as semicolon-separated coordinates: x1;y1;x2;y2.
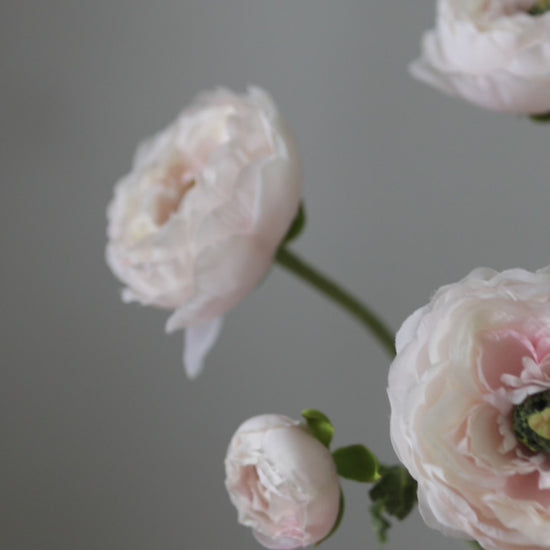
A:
411;0;550;114
106;87;302;377
225;414;341;549
389;266;550;550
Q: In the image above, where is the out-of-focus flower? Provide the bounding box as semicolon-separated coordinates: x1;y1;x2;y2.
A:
225;414;341;549
410;0;550;114
389;266;550;550
106;87;302;377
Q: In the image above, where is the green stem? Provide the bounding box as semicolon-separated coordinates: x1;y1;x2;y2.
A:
275;247;396;357
468;542;483;550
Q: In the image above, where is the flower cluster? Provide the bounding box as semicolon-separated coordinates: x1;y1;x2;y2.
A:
104;1;550;547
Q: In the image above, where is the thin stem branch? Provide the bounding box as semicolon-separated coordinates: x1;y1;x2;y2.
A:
275;247;395;357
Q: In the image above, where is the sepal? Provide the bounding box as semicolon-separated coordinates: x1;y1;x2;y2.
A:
301;408;334;449
282;203;306;244
332;444;380;483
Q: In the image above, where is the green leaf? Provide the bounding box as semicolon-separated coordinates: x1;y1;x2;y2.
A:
370;500;391;544
283;203;306;244
332;445;380;483
301;409;334;449
315;489;345;546
368;466;417;544
468;542;483;550
369;466;417;520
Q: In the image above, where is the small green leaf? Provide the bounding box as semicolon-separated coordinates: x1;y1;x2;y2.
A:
368;466;417;544
332;445;380;483
315;489;345;546
369;466;417;520
370;500;391;544
468;542;484;550
283;203;306;244
301;409;334;449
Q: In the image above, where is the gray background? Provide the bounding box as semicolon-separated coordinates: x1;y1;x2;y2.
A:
3;1;549;549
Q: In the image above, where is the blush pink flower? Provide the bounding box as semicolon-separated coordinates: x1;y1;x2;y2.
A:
411;0;550;114
106;87;301;377
389;267;550;550
225;414;341;549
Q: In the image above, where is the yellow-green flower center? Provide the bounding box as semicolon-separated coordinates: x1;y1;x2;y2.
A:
513;390;550;453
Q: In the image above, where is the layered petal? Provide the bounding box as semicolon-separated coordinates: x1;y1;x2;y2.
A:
225;414;341;549
389;266;550;549
411;0;550;113
106;87;302;375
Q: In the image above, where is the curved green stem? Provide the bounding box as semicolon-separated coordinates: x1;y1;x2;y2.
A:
275;247;396;357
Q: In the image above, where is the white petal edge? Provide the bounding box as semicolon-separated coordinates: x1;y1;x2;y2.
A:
183;317;224;379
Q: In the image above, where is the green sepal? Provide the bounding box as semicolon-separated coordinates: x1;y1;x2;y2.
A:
529;112;550;123
368;466;417;544
332;444;380;483
529;0;550;16
315;489;345;546
282;203;306;244
301;409;334;449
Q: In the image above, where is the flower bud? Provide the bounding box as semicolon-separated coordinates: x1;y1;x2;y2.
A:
225;414;341;549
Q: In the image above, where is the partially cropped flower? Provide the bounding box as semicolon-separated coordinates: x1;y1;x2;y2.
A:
225;414;341;549
389;266;550;550
106;87;301;377
411;0;550;114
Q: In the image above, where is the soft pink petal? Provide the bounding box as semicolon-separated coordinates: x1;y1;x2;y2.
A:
183;317;223;379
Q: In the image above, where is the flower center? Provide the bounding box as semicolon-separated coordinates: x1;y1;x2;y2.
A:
153;159;195;226
513;390;550;453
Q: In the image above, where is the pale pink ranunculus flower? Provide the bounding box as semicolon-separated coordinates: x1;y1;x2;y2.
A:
225;414;341;549
411;0;550;114
106;87;302;378
389;266;550;550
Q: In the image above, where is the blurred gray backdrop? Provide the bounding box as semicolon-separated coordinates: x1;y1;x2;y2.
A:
3;1;550;549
